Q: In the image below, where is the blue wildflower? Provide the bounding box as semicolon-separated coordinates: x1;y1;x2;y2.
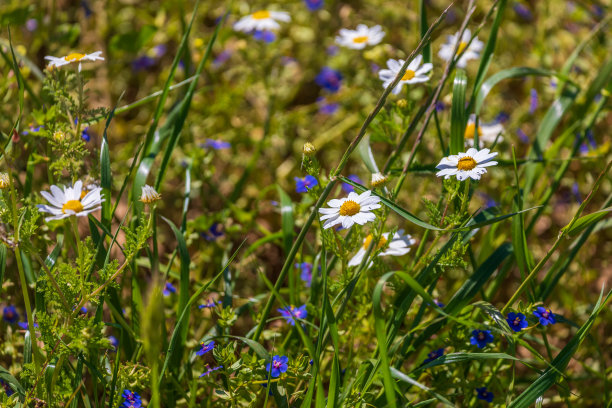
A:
213;49;232;67
295;175;318;193
586;129;597;149
342;174;362;193
196;340;215;356
529;88;538;114
120;390;142;408
277;305;307;326
326;45;339;56
533;306;556;326
253;30;276;43
26;18;38;32
435;101;446;112
315;67;342;93
476;387;494;403
3;305;19;324
22;124;43;135
199;364;223;377
506;312;528;332
0;379;14;396
199;299;222;309
266;355;289;378
296;262;313;287
433;299;445;308
163;282;177;297
202;139;231;150
470;330;494;349
154;44;167;57
424;348;444;364
131;55;156;72
513;3;533;21
517;128;530;144
109;335;119;350
304;0;324;11
317;97;339;115
18;321;39;330
495;111;510;123
201;223;224;241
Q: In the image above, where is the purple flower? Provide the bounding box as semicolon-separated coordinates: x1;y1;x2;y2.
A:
470;330;494;349
326;45;339;56
296;262;313;287
163;282;177;297
423;348;444;364
435;101;446;112
495;111;510;123
533;306;556;326
277;305;307;326
529;88;538;114
120;390;142;408
154;44;167;57
317;97;339;115
132;55;156;72
479;192;498;209
315;67;342;93
109;335;119;350
476;387;494;403
517;128;530;144
18;321;39;330
199;364;223;377
3;305;19;324
513;3;533;21
253;30;276;43
213;49;233;67
26;19;38;32
202;139;231;150
196;340;215;356
22;124;43;135
506;312;528;332
342;174;362;193
201;223;224;241
304;0;324;11
295;175;318;193
266;355;289;378
199;299;222;309
0;379;14;396
433;299;445;308
586;129;597;149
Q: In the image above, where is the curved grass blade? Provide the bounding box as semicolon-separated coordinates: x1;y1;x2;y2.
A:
276;186;294;255
390;367;454;407
450;69;467;154
357;135;380;174
561;207;612;237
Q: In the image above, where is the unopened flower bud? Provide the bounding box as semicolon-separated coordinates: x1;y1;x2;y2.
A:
140;184;161;204
396;99;408;109
53;130;66;142
303;142;316;156
0;172;10;189
371;172;388;188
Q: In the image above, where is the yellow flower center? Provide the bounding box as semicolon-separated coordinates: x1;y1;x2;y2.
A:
62;200;84;214
362;234;388;250
352;36;369;43
457;157;477;171
458;41;468;54
252;10;271;19
64;53;86;62
464;123;483;140
401;70;416;81
339;200;361;216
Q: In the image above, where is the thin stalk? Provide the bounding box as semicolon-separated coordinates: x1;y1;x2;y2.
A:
71;217;86;301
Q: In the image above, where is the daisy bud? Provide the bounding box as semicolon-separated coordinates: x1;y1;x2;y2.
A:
53;130;66;142
396;99;408;109
303;142;316;156
0;172;10;189
371;172;388;188
140;185;161;204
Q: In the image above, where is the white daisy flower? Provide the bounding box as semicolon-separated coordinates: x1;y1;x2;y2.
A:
378;55;433;95
44;51;104;72
437;29;483;68
348;229;416;267
335;24;385;50
37;180;104;222
464;114;504;147
319;190;381;230
435;148;498;181
140;184;161;204
371;172;389;188
233;10;291;32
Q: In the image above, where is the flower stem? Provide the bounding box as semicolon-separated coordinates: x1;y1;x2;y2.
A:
71;216;86;301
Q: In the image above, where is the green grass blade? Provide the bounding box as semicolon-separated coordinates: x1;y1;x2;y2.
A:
450;69;467;154
390;367;454;406
276;185;294;255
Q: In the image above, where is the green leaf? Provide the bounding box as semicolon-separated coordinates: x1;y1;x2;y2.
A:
160;216;191;367
450;70;468;154
276;186;294;255
562;207;612;237
390;367;454;406
508;288;612;407
0;365;25;398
